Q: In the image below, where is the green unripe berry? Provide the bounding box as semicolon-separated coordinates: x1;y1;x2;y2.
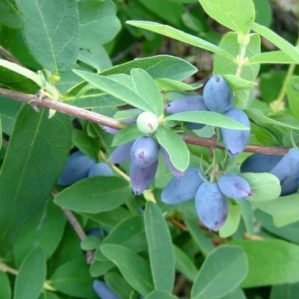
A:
136;111;159;134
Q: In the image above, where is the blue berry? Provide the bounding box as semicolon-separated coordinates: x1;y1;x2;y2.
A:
130;136;159;167
221;108;250;156
88;163;113;177
218;173;251;200
58;151;95;186
162;168;204;204
203;76;232;113
93;280;119;299
240;153;282;173
109;141;134;164
166;95;208;130
195;182;228;231
130;160;158;195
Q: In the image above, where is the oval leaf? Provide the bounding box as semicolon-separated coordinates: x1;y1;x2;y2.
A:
166;111;250;130
156;127;189;172
101;244;153;295
54;177;131;214
191;245;248;299
241;172;281;201
144;202;175;292
13;247;46;299
16;0;78;73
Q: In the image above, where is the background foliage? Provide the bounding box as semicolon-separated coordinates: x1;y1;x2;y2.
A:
1;0;299;298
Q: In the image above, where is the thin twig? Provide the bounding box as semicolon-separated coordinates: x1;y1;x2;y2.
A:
0;262;18;275
0;87;290;155
0;45;22;65
0;88;123;130
61;208;94;264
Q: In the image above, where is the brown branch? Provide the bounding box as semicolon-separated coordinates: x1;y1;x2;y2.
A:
0;87;290;155
183;135;289;155
0;46;23;65
0;88;123;130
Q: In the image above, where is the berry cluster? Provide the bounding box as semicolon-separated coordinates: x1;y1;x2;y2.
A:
162;169;251;231
109;136;181;194
167;76;250;156
58;151;113;186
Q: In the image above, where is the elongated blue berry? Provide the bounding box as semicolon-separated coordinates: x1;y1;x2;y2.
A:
161;147;184;177
166;95;207;114
240;153;282;173
109;141;134;164
130;160;158;195
166;95;207;130
221;108;250;156
93;280;119;299
88;163;113;177
58;151;95;186
130;136;159;167
218;173;251;200
271;148;299;180
162;168;204;204
195;182;228;231
203;76;232;113
280;176;299;196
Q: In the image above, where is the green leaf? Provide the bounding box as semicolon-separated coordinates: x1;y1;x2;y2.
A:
16;0;79;73
287;76;299;119
54;177;131;214
156;78;200;92
112;126;142;147
102;55;197;81
249;51;295;65
182;210;215;256
0;1;21;29
0;59;41;93
191;246;248;299
145;290;178;299
232;240;299;287
137;0;183;27
0;272;11;299
213;32;261;81
220;288;247;299
50;258;94;298
0;107;71;253
246;108;299;131
80;236;101;251
101;244;154;295
73;70;150;111
174;245;198;282
271;283;299;299
252;22;299;63
155;127;189;172
105;272;133;299
144;202;175;292
223;75;256;90
126;21;234;61
131;68;164;116
13;200;66;266
219;202;241;238
94;215;146;259
13;247;46;299
78;0;121;48
0;98;21;135
256;210;299;244
254;193;299;227
199;0;255;34
253;0;272;27
165;111;250;130
241;172;281;201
